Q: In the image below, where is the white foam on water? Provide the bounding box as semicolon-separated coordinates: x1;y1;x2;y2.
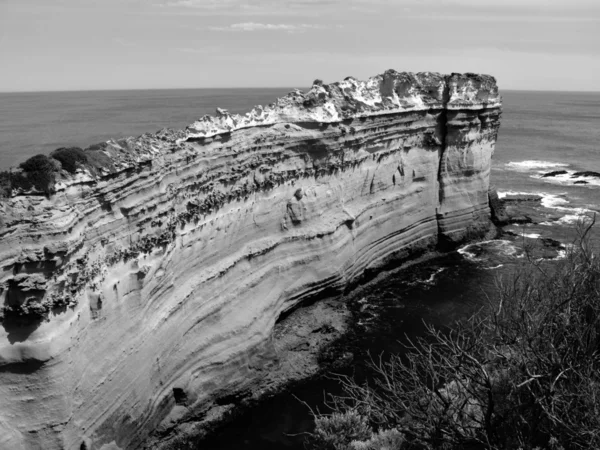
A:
556;214;590;225
458;240;521;262
420;267;447;284
497;190;540;199
539;193;595;214
539;193;570;210
537;170;600;188
504;161;600;188
554;249;568;260
483;264;504;270
506;160;569;171
497;191;596;227
536;193;597;226
540;214;594;226
457;246;479;260
521;233;542;239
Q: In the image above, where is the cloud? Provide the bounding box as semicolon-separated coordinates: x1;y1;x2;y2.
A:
438;0;598;7
112;37;137;47
158;0;388;15
164;0;238;8
209;22;330;32
174;46;221;54
161;0;600;14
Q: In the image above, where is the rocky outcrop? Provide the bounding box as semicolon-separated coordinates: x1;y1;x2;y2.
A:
0;70;501;449
488;187;510;225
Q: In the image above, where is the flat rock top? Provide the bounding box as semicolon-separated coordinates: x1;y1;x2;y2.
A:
186;70;500;139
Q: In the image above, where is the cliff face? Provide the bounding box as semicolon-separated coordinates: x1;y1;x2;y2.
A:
0;70;501;450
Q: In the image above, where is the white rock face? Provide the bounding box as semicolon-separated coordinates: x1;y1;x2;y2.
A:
0;71;501;450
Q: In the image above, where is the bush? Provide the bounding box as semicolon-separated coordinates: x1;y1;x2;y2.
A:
350;429;407;450
18;154;59;195
19;153;56;174
0;145;116;198
51;147;88;174
0;171;12;198
308;219;600;450
308;410;373;450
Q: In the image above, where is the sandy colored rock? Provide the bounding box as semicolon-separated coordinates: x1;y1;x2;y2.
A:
0;70;501;449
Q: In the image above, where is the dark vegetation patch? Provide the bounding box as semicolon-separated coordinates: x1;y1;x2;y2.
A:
0;154;60;197
0;145;116;198
50;147;88;174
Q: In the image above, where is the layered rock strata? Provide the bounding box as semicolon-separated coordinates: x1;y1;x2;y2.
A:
0;70;501;450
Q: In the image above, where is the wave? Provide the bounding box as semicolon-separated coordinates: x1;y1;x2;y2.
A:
458;237;569;267
505;160;570;171
539;193;570;209
528;193;597;226
552;249;568;260
504;160;600;188
458;239;523;263
520;233;542;239
420;267;446;285
498;190;596;221
497;190;541;199
535;170;600;188
540;214;594;226
539;193;596;214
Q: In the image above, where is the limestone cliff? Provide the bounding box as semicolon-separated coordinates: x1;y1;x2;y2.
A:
0;70;501;450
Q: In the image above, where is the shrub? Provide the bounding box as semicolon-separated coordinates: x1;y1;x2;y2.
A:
308;218;600;450
18;154;59;195
350;429;407;450
308;410;373;450
51;147;88;174
0;171;12;198
19;153;56;174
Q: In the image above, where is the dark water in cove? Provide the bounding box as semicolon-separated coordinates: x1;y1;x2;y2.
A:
1;89;599;448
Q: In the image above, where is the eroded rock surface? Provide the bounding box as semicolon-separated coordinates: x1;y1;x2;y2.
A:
0;70;501;450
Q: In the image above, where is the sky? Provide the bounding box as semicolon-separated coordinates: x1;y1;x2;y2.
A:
0;0;599;92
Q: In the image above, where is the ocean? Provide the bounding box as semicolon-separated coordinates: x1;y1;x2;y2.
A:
1;88;599;448
0;88;295;170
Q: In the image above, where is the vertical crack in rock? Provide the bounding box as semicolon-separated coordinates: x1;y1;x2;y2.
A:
436;77;451;248
438;77;451;206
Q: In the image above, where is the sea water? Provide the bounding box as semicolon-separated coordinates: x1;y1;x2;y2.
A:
0;88;294;169
1;88;599;448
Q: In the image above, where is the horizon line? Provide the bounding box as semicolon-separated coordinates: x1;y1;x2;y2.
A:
1;86;599;95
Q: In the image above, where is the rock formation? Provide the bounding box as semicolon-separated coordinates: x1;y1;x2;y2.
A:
0;70;501;449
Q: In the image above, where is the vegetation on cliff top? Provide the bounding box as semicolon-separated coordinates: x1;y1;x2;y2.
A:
307;221;600;450
0;154;59;196
0;146;116;198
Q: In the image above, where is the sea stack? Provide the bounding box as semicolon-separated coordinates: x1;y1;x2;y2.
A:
0;70;501;449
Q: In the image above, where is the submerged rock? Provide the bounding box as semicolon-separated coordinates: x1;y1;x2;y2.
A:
541;170;568;178
572;171;600;178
